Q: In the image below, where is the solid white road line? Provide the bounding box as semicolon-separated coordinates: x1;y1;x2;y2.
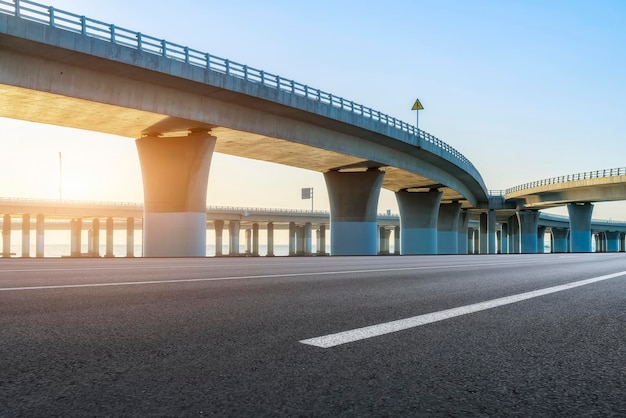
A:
299;270;626;348
0;259;556;291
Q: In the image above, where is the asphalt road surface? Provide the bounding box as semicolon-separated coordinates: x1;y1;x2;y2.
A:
1;254;625;417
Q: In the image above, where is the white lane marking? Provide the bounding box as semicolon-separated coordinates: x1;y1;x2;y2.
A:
0;259;564;291
299;270;626;348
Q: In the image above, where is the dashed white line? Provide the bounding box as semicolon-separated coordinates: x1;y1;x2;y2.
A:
299;270;626;348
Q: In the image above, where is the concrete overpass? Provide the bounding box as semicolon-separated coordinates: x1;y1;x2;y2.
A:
505;167;626;252
0;1;489;256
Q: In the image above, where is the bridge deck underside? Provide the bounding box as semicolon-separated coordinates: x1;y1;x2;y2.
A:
0;85;467;206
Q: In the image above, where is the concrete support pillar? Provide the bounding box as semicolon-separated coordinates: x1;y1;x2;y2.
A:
537;226;547;254
214;220;224;256
379;227;391;255
467;227;475;254
438;202;461;254
2;214;10;257
21;214;30;258
394;226;400;255
2;214;11;258
289;222;296;256
91;218;100;257
267;222;274;256
126;217;134;257
105;217;114;257
500;223;509;254
508;215;520;254
479;212;488;254
324;169;384;255
552;228;569;253
606;231;620;252
396;189;442;255
496;230;502;254
36;214;45;258
457;210;470;254
245;229;252;255
136;131;215;257
593;234;599;252
296;226;305;255
229;221;240;256
252;223;259;256
488;210;496;254
518;210;540;254
318;224;327;255
473;229;480;254
620;232;625;253
567;202;593;253
70;218;82;257
304;222;313;255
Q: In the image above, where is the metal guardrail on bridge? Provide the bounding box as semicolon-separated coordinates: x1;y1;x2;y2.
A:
0;0;479;176
506;167;626;195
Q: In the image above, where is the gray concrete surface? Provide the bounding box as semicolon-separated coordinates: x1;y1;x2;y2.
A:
1;254;626;416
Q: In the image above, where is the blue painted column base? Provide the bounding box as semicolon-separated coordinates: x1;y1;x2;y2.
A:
401;228;438;255
330;222;378;256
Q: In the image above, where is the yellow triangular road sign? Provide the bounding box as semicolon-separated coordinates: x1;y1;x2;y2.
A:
411;98;424;111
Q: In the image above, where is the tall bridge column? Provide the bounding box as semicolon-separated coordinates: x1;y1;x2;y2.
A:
36;214;45;258
126;217;134;257
438;202;461;254
304;222;313;255
22;214;30;258
500;223;509;254
479;213;488;254
508;215;520;254
267;222;274;256
467;228;475;254
518;210;540;254
537;226;547;254
457;210;470;254
379;227;391;255
396;189;442;255
325;169;384;255
488;210;496;254
394;226;400;255
70;218;82;257
105;217;114;257
318;224;327;255
214;220;224;256
252;223;260;256
620;232;625;253
288;222;296;256
568;202;593;253
606;231;620;252
91;218;100;257
296;226;305;255
229;221;240;256
552;228;569;253
136;130;215;257
3;214;11;257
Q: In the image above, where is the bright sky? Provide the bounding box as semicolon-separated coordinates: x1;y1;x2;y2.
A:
2;0;625;219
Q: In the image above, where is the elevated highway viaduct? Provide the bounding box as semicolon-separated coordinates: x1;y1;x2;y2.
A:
0;2;489;257
2;2;626;256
